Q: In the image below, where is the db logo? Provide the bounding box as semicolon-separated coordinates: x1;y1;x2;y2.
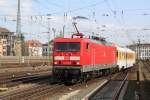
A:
64;56;70;60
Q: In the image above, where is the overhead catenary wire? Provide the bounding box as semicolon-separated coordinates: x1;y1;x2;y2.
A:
0;0;150;45
104;0;137;45
45;0;63;9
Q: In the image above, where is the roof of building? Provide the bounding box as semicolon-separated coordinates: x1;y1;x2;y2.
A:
25;40;42;47
0;27;10;33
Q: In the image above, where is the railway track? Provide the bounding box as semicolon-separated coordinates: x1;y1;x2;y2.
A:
0;79;54;100
135;60;150;100
0;71;51;88
141;60;150;80
0;69;133;100
0;63;137;100
0;71;116;100
142;61;150;73
0;70;50;79
0;63;49;69
22;84;64;100
89;70;129;100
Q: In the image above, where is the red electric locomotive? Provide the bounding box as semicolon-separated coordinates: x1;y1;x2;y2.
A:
52;33;118;83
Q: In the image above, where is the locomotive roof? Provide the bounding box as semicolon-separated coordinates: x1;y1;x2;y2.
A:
54;37;114;47
90;39;114;46
54;37;83;42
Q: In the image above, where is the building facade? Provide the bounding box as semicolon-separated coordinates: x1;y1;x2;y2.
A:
42;44;53;56
25;40;42;56
42;41;53;56
0;39;7;56
128;43;150;60
0;27;16;56
42;43;49;56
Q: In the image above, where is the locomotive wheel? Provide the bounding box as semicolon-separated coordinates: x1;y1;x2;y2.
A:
82;73;90;83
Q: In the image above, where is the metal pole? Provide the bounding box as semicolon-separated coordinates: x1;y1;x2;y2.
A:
52;28;56;39
63;13;66;38
47;17;51;66
16;0;22;63
138;39;141;60
16;0;21;35
63;25;65;38
10;33;12;56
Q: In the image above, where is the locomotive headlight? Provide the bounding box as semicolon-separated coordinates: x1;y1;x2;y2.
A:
54;61;58;64
76;61;80;65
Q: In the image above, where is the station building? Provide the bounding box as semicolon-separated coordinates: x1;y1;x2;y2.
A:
128;43;150;60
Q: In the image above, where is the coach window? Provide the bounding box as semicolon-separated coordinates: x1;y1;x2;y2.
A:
118;51;120;60
86;43;90;51
118;51;119;59
127;53;129;59
124;52;126;59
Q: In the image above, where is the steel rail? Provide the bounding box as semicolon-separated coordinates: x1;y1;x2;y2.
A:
0;71;51;87
0;79;51;100
112;72;128;100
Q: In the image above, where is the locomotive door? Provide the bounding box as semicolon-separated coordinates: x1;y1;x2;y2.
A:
92;48;96;70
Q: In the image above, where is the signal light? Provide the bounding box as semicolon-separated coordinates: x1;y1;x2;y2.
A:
76;62;80;65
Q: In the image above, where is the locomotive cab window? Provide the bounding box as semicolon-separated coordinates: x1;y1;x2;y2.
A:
55;42;80;52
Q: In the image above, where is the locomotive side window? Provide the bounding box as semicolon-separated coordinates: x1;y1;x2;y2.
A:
86;43;89;50
116;51;118;58
55;42;80;52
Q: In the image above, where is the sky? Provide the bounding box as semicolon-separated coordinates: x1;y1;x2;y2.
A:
0;0;150;46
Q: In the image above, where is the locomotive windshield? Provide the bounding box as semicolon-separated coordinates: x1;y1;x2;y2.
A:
55;42;80;52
